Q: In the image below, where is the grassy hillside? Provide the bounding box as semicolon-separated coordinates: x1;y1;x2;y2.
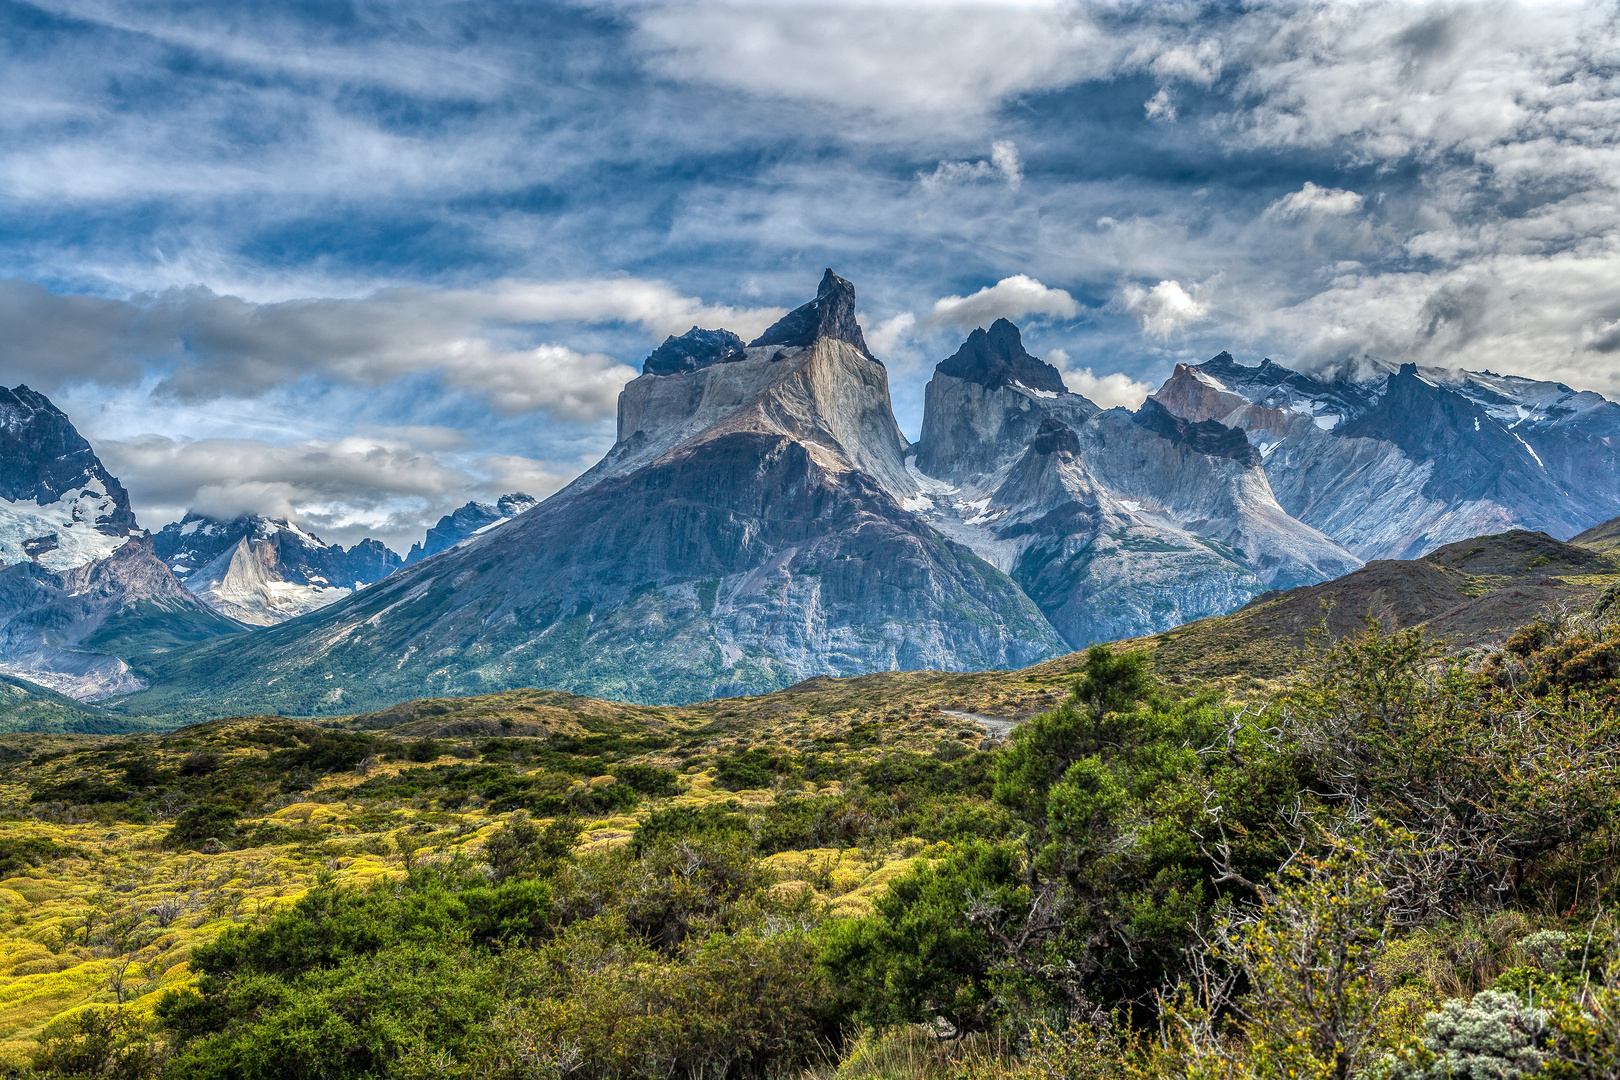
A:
0;676;177;736
1574;513;1620;554
1;590;1616;1080
0;695;1000;1068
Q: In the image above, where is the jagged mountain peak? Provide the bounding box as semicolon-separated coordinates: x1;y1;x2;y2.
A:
155;511;402;624
937;319;1067;395
747;269;870;355
643;327;748;377
0;384;140;572
405;494;537;566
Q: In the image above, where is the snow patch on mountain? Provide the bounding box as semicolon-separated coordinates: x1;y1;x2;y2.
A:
0;488;131;571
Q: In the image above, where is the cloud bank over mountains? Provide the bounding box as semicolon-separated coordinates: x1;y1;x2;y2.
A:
3;0;1618;545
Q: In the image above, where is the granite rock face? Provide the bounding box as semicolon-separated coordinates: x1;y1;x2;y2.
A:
914;320;1097;486
127;274;1063;716
1151;354;1620;559
155;515;405;626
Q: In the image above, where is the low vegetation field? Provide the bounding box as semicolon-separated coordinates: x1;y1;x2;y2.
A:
0;575;1616;1080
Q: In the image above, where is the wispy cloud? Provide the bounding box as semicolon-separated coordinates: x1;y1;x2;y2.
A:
918;141;1023;192
0;278;782;420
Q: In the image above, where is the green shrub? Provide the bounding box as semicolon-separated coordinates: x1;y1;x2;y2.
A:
0;837;80;877
163;803;241;850
820;841;1027;1035
617;763;679;797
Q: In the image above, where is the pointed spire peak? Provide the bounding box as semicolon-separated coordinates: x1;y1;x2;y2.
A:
936;318;1066;394
747;269;870;355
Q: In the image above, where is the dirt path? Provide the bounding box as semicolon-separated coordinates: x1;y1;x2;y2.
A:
940;709;1020;739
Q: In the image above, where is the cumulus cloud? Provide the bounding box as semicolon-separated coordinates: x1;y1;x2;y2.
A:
1144;87;1176;122
99;432;573;552
0;278;781;421
1120;280;1211;339
1047;348;1155;411
865;312;917;358
920;275;1080;332
1150;40;1223;86
1267;182;1365;219
918;140;1023;192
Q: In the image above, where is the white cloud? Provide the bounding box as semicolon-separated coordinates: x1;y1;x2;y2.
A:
1066;369;1156;412
921;275;1080;331
1046;347;1154;411
918;139;1023;192
990;140;1023;189
1144;87;1176;122
634;7;1115;126
1120;280;1211;338
1150;40;1222;86
99;432;573;552
866;312;917;358
1267;182;1365;219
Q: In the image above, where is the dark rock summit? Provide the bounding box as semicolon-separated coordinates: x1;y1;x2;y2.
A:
642;327;747;376
936;319;1067;394
748;269;870;355
1133;398;1261;466
0;385;137;534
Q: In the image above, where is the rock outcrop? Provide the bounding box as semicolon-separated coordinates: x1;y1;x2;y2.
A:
914;319;1097;486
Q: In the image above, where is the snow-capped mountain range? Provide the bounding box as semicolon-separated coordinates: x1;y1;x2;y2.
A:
1153;353;1620;559
153;515;402;626
5;269;1618;711
0;384;543;695
113;270;1620;717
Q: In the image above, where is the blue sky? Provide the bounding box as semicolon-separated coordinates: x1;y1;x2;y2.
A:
3;0;1618;551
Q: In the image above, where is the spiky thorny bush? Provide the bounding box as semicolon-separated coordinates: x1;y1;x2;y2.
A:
1148;837;1409;1080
